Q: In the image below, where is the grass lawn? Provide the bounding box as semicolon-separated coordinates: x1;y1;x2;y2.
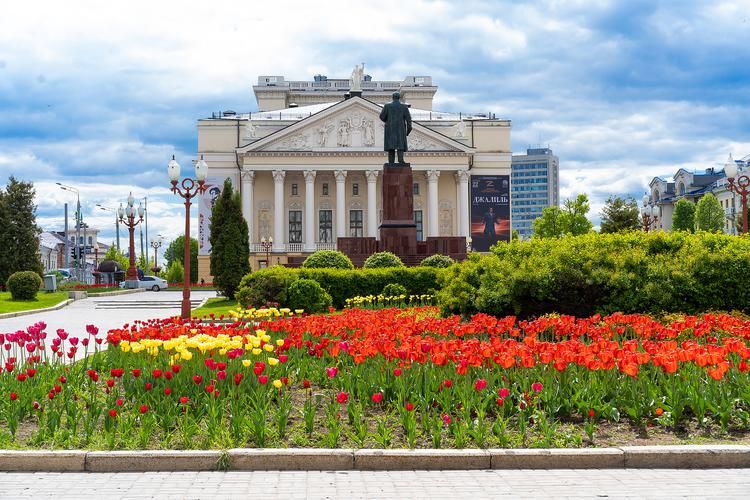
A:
191;297;239;318
0;291;69;314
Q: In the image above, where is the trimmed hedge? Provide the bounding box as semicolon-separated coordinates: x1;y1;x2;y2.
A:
437;231;750;318
7;271;42;300
237;266;440;309
363;251;404;268
382;283;408;296
301;250;354;269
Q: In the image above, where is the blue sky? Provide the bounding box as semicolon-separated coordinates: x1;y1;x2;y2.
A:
1;0;749;249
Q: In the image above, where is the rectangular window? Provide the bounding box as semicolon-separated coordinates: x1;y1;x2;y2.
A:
352;183;359;196
288;210;302;243
413;183;420;196
319;210;332;243
291;183;298;196
322;183;329;196
414;210;423;241
349;210;363;237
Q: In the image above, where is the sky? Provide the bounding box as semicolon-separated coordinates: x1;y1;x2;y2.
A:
1;0;749;251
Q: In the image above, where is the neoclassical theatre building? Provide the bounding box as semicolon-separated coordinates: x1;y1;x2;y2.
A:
196;71;512;280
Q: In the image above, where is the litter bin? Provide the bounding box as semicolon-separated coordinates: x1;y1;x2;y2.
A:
44;274;57;292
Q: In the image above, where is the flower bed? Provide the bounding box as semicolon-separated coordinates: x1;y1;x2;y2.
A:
1;308;750;449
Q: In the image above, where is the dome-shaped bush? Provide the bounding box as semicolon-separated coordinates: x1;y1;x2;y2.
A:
382;283;408;297
7;271;42;300
301;250;354;269
363;251;405;269
420;254;455;268
286;278;332;313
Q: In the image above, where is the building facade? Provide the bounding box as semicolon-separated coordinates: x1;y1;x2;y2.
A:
647;154;748;233
510;148;559;238
196;72;512;280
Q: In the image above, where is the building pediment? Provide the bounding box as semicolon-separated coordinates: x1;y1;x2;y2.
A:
237;97;473;155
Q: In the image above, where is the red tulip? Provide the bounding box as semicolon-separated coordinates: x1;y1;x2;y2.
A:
336;391;348;404
205;385;215;393
498;388;510;398
193;375;203;385
131;369;141;378
303;379;311;389
217;370;227;381
496;397;505;406
258;375;268;385
393;368;402;377
405;402;414;411
279;354;289;363
253;363;266;376
531;382;543;393
152;369;163;378
588;409;595;418
106;379;115;388
164;388;172;396
474;379;487;391
144;382;152;391
9;393;18;401
326;367;338;378
371;392;383;404
108;409;117;418
443;379;453;388
139;405;148;414
233;373;243;386
116;399;124;406
179;396;189;404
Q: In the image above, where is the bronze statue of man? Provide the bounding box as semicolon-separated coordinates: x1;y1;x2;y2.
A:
379;91;412;165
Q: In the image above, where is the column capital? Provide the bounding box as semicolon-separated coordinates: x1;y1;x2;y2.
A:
455;170;470;183
365;170;379;183
272;169;286;183
334;169;348;182
303;169;317;183
427;169;441;182
241;169;255;182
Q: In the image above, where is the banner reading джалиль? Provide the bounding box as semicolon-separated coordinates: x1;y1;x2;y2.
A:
470;175;510;252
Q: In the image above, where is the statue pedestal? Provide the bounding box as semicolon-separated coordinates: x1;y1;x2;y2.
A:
380;163;417;255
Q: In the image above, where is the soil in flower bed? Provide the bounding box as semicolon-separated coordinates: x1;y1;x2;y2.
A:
3;307;750;450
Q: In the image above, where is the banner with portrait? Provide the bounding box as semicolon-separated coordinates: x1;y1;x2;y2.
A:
198;175;236;255
470;175;510;252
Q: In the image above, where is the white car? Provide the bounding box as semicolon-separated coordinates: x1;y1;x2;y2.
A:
119;276;169;291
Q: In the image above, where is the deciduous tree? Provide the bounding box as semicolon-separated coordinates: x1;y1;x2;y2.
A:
672;198;696;232
695;193;724;232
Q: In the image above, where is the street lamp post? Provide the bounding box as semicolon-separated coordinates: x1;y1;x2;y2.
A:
466;236;473;253
118;193;145;287
96;204;121;250
150;237;163;273
724;153;748;234
168;154;208;320
642;194;659;232
57;183;82;281
260;236;273;267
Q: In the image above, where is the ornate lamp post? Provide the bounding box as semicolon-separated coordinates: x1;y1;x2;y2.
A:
724;153;748;234
168;154;208;320
56;183;82;281
466;236;473;253
642;194;658;232
118;193;145;287
260;236;273;267
150;236;163;273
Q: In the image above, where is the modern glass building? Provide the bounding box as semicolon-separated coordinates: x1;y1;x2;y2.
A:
511;148;559;238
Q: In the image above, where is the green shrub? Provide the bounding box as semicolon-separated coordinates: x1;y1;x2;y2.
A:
165;260;184;284
287;279;332;313
301;250;354;269
7;271;42;300
236;266;297;308
363;251;404;268
437;231;750;318
420;254;455;268
236;266;440;309
382;283;408;297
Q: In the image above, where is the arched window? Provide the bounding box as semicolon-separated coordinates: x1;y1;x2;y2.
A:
678;182;686;195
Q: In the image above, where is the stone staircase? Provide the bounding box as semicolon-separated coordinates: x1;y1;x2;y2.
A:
94;299;204;310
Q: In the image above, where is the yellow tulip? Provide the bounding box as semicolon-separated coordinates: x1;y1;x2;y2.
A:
272;379;283;389
263;343;274;352
242;359;251;367
276;339;284;347
252;348;262;356
268;357;279;366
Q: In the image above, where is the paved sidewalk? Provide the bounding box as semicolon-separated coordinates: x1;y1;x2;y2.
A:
0;291;217;337
0;469;747;499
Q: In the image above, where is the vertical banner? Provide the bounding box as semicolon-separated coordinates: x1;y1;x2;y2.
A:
470;175;510;251
198;176;236;255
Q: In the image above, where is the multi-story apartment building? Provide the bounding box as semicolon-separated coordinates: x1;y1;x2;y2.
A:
510;148;559;238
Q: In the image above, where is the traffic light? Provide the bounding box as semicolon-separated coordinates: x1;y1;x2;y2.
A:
71;247;78;260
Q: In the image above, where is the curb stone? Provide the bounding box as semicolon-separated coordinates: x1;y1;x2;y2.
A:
490;448;624;469
85;450;223;472
229;448;354;470
622;445;750;468
2;446;750;472
0;450;86;471
355;449;490;470
0;299;73;320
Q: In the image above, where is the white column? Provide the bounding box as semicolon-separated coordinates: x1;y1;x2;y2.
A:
335;170;347;238
241;169;255;246
456;170;470;237
303;170;317;252
366;170;379;238
427;169;440;237
272;169;286;251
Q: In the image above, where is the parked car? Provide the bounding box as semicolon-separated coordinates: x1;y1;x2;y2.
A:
119;276;168;291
